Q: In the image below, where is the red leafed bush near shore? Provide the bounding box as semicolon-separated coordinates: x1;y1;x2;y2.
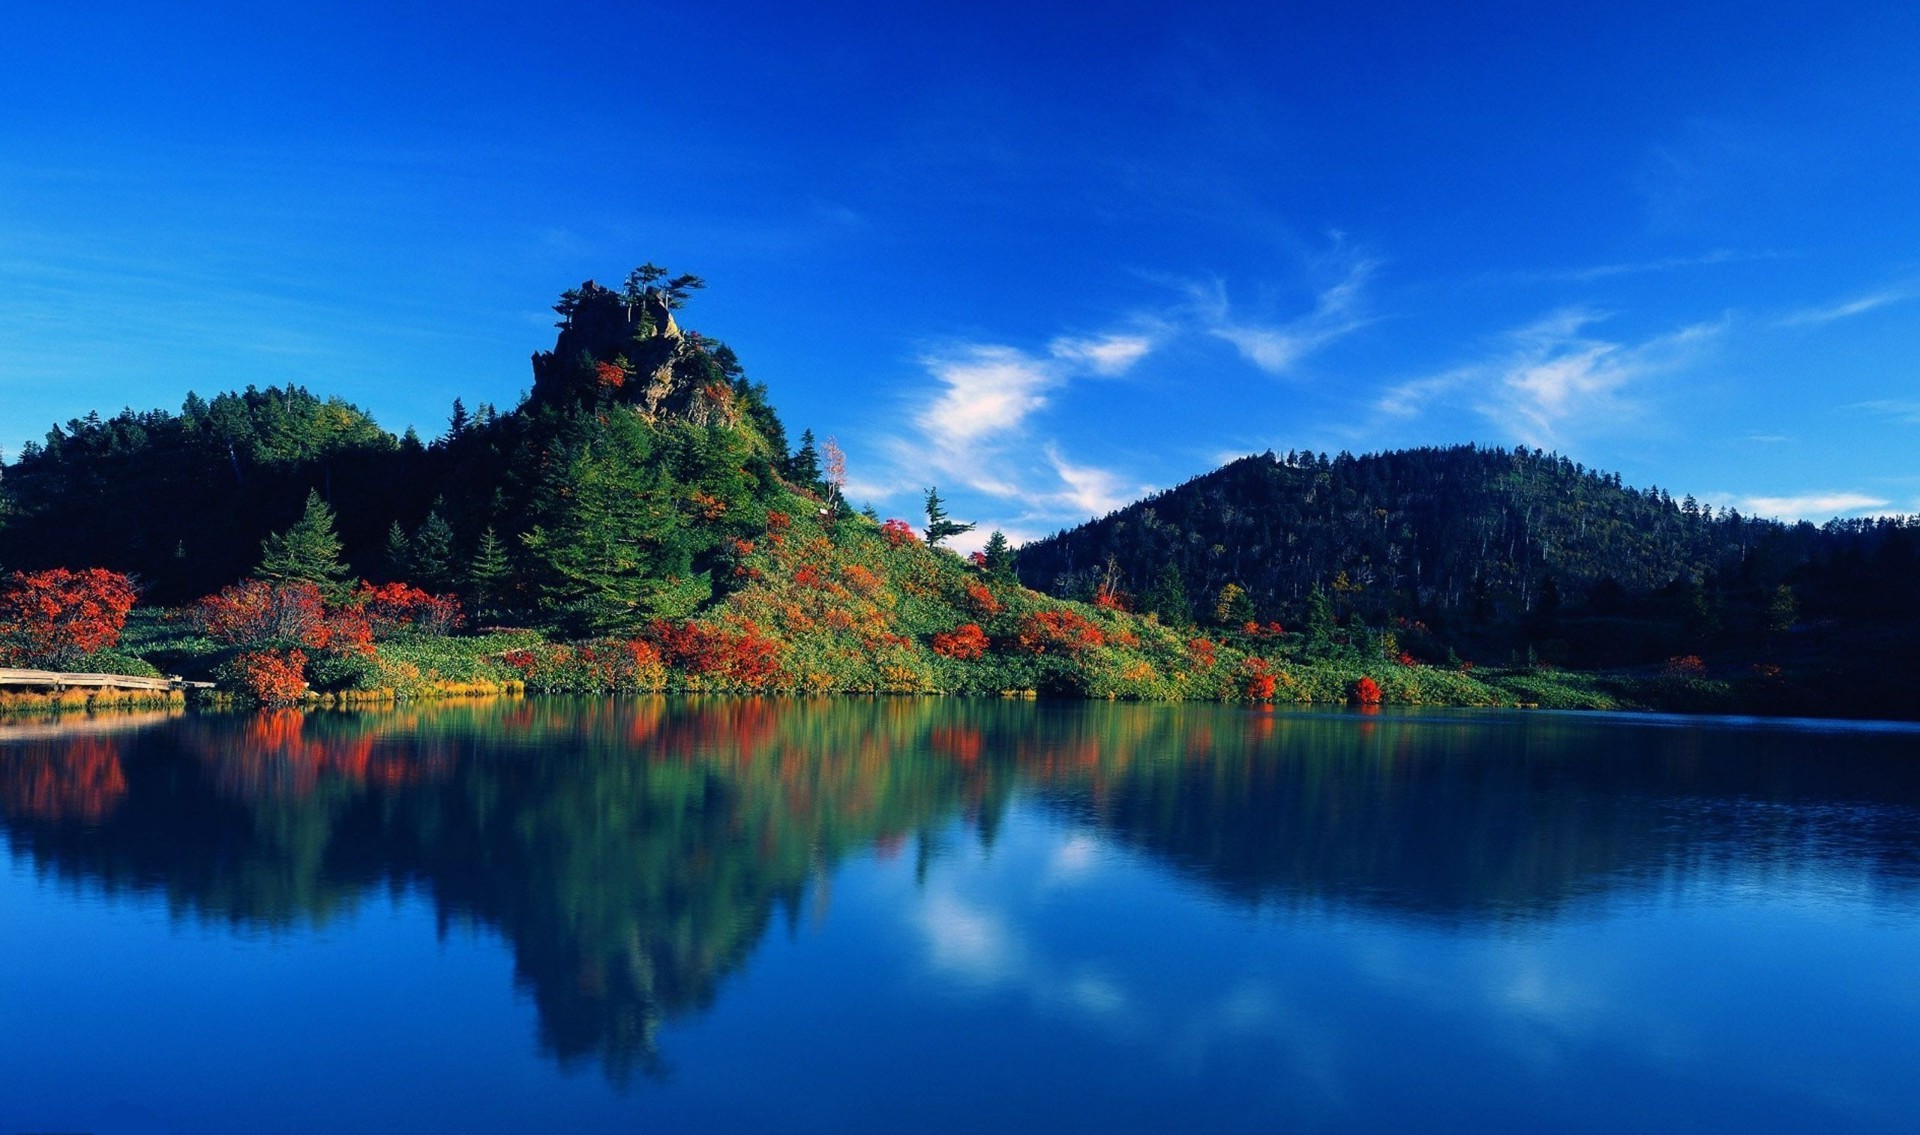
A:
648;619;783;686
931;623;989;660
0;568;139;667
196;579;373;655
1239;657;1278;700
230;649;309;706
1352;676;1382;705
351;582;463;638
1015;609;1105;655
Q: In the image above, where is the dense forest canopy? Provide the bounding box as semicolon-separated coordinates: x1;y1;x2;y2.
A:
0;268;803;614
1016;447;1918;666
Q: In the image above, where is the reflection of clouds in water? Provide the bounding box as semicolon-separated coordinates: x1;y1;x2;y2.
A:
906;821;1350;1106
1041;832;1102;888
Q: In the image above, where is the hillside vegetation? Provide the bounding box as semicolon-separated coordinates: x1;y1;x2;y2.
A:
1;265;1914;717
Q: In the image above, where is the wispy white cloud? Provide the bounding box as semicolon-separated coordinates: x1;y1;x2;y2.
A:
1192;259;1375;375
1048;333;1156;375
1374;308;1722;448
1779;289;1913;327
1525;248;1765;283
870;333;1157;538
1736;492;1891;521
1851;399;1920;425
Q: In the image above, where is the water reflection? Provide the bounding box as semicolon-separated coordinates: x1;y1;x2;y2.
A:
2;699;1917;1084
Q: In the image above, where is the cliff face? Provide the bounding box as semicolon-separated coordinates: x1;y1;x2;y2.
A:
530;282;734;426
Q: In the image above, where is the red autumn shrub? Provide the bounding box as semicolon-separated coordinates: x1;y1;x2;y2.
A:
766;510;792;533
197;579;332;649
230;649;309;706
648;619;782;686
197;579;373;655
931;623;989;660
1352;676;1382;705
841;564;882;596
1664;654;1707;677
1015;609;1105;655
963;580;1001;616
1186;637;1219;669
351;582;463;638
1093;586;1131;612
1396;651;1418;667
880;518;917;547
1239;658;1277;700
0;568;139;667
594;361;626;389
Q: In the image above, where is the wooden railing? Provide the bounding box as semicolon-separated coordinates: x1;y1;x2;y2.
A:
0;668;214;692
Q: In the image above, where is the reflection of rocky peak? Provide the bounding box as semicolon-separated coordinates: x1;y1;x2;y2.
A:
530;281;733;426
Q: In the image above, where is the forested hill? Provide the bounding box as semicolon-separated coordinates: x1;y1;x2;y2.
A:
0;267;795;610
1015;446;1917;650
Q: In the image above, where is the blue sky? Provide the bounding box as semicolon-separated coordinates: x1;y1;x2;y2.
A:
3;1;1916;545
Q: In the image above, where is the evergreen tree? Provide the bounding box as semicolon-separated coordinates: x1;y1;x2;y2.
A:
981;530;1016;583
410;508;458;592
1213;582;1256;627
258;490;352;598
466;525;512;621
1766;583;1798;635
1303;585;1336;644
787;429;822;490
383;521;412;582
922;487;974;549
1143;562;1192;626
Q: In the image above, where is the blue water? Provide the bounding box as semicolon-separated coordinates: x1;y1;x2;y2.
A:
2;700;1917;1133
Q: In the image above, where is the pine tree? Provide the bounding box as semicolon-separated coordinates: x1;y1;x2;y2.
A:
410;508;458;592
258;490;352;598
923;487;974;549
787;429;823;490
1303;585;1336;644
1213;582;1256;627
466;525;512;621
981;530;1016;583
383;521;412;582
1143;562;1192;626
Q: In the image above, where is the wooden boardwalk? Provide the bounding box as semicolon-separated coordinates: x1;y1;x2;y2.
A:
0;667;214;692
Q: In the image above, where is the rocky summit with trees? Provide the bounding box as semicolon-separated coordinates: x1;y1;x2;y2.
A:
0;265;1914;718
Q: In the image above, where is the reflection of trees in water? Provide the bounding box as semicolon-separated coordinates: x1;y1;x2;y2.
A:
2;701;1917;1078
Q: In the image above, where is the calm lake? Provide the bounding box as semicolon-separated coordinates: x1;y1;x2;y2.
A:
3;699;1918;1133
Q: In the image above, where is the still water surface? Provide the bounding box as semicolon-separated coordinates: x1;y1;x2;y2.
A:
2;699;1918;1133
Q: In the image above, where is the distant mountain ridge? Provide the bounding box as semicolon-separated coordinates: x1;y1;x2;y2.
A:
1013;445;1902;632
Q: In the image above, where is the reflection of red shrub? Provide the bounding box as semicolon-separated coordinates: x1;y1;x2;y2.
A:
931;623;989;660
880;519;917;547
232;649;309;705
1015;610;1105;655
0;568;138;667
1352;676;1382;705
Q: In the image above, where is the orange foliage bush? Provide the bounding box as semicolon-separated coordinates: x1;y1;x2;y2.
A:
231;649;309;706
1015;609;1105;655
1186;637;1219;669
593;361;626;390
0;568;138;667
352;582;463;638
931;623;989;660
649;619;783;686
963;580;1002;616
197;579;374;656
1093;586;1130;612
880;519;917;547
